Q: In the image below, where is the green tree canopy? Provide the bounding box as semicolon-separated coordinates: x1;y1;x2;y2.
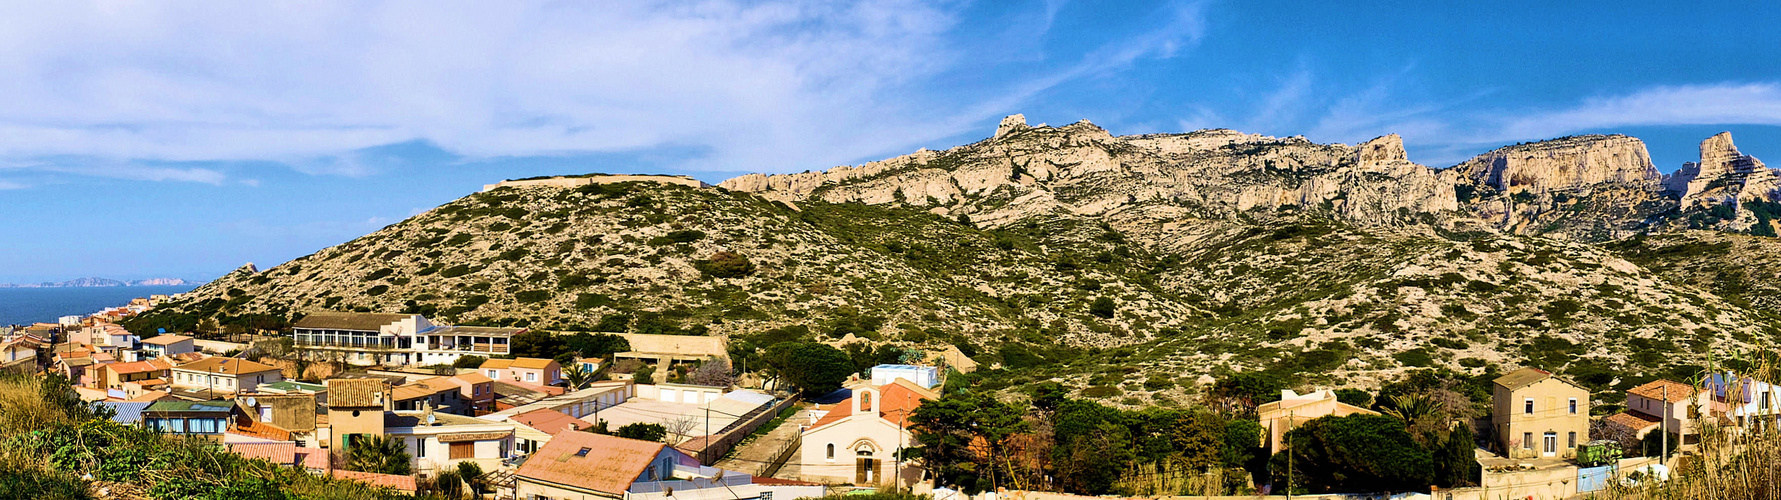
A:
617;423;668;442
346;434;413;476
764;342;853;396
1269;414;1433;494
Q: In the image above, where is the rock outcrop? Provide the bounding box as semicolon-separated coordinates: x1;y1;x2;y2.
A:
1452;134;1660;193
1664;132;1779;208
993;114;1029;140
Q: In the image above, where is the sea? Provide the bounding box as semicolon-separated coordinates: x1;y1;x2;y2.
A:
0;285;199;327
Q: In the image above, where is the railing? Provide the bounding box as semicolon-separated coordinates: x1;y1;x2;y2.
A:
294;340;399;350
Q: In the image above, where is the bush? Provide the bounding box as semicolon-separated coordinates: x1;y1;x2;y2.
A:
696;251;756;279
1394;349;1435;367
452;355;487;369
1089;297;1116;318
440;265;476;278
514;290;552;304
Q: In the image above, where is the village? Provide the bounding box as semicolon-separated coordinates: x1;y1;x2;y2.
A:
2;296;1777;500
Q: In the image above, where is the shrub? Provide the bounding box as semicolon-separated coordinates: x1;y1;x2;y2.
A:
1089;297;1116;318
696;251;756;279
514;290;552;304
440;265;476;278
1394;349;1435;367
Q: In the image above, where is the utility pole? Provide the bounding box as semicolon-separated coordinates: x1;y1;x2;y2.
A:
1662;384;1669;466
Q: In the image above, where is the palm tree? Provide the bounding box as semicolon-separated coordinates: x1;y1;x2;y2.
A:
563;363;593;391
345;434;413;475
1384;392;1443;438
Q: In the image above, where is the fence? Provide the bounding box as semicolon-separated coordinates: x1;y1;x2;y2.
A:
677;396;801;465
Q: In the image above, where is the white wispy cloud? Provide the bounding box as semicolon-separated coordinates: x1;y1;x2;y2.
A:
0;180;25;190
1487;82;1781;142
0;1;1210;185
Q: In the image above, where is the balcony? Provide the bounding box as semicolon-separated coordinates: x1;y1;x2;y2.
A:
294;339;400;351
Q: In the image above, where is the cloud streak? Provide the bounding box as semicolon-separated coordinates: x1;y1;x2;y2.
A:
1488;83;1781;142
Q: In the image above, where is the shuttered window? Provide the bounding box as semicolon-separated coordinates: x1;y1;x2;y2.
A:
450;442;474;459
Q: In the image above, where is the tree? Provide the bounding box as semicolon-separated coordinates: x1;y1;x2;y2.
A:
1049;399;1134;494
633;364;656;385
664;416;699;443
509;331;572;361
1431;424;1480;488
696;251;756;278
452;355;488;369
433;469;464;499
1269;415;1433;494
1169;411;1226;472
1335;388;1372;408
617;423;668;442
909;391;1029;494
345;435;413;475
1208;372;1285;414
563;363;594;391
763;342;853;396
688;357;735;387
1223;418;1269;487
566;332;630;359
457;460;487;497
1088;297;1116;318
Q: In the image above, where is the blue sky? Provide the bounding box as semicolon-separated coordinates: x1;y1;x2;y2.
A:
3;1;1780;283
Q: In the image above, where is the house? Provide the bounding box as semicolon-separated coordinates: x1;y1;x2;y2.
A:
480;357;562;387
870;364;939;389
95;359;174;397
1626;379;1713;439
79;323;138;355
141;334;195;358
53;351;99;387
383;408;515;475
1703;372;1780;431
613;333;729;372
169;357;284;397
143;400;237;440
513;430;714;500
799;379;936;486
326;378;392;452
1492;367;1590;459
0;338;38;367
1255;389;1381;453
506;408;596;455
481;382;635;455
237;392;320;446
392;377;472;415
445;373;494;415
255;380;330;404
291;312;525;367
324;378;513;474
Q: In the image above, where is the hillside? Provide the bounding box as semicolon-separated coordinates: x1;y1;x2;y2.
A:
135;116;1781;404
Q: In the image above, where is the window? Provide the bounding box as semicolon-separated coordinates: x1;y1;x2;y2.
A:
259;406;273;423
826;443;835;460
1543;432;1557;454
486;370;498;379
1569;398;1578;414
449;442;474;459
1523;432;1533;450
416;438;427;458
1525;398;1534;414
1764;391;1773;411
1568;432;1577;449
526;372;537;382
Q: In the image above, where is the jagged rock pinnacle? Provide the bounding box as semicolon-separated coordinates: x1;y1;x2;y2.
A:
993;114;1028;140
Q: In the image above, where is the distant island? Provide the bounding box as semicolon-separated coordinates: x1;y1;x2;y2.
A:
0;277;204;288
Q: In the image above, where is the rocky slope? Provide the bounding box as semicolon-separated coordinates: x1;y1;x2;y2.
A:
138;116;1781;405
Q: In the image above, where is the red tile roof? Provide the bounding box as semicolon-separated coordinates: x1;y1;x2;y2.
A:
108;359;172;375
514;430;669;495
230;442;296;465
230;414;293;441
511;409;593;435
1604;411;1662;434
333;470;417;492
809;379;934;430
297;447;329;470
1630;380;1699;403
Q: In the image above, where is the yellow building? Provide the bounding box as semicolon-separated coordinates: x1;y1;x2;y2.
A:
1256;389;1379;453
1492;367;1590;459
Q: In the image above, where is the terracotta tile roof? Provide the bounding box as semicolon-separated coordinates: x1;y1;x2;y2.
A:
511;358;557;369
514;431;668;495
1605;411;1662;433
230;442;296;465
108;360;172;375
511;409;592;435
142;334;192;346
480;359;514;370
297;447;329;470
327;379;389;408
175;357;280;375
333;470;417;492
230;414;293;441
171;352;208;363
292;312;414;331
1630;379;1699;403
809;379;934;430
450;373;492;385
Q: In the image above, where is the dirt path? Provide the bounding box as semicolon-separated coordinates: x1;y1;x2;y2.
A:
715;404;810;479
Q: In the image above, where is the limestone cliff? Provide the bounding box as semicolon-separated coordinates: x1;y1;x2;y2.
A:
1452;135;1660;193
1664;132;1779;208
